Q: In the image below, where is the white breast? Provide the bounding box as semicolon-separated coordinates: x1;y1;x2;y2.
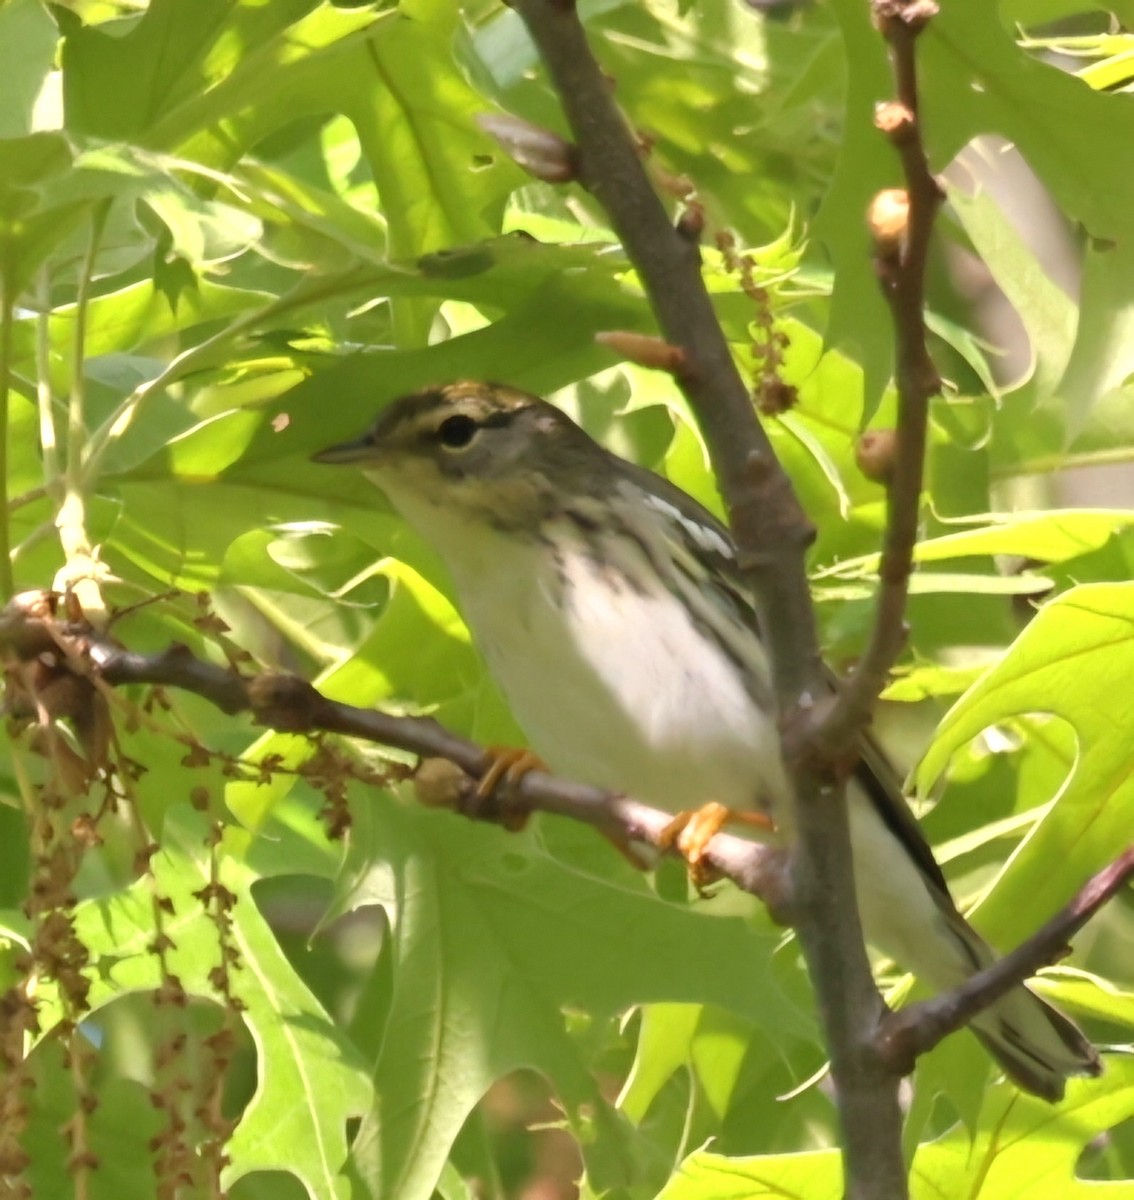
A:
450;525;786;816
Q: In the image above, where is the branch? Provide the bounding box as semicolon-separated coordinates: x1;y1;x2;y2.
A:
506;4;906;1197
508;0;818;705
879;848;1134;1069
0;594;791;912
819;0;943;753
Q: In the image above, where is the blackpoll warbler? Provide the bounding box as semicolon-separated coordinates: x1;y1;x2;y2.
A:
315;380;1099;1100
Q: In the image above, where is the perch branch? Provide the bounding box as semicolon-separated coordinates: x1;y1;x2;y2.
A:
0;595;790;912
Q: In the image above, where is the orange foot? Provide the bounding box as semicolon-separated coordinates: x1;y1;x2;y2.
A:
659;802;775;885
475;745;547;830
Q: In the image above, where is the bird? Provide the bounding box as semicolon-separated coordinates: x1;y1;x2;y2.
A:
313;379;1099;1100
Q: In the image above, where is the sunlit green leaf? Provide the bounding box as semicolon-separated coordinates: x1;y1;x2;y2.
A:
337;793;809;1200
920;583;1134;945
911;1062;1134;1198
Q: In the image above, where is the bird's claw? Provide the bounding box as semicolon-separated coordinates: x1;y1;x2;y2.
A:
474;745;546;830
658;802;775;891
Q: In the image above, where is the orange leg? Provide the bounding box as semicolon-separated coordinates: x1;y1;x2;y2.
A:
475;745;548;830
476;745;547;799
659;802;775;883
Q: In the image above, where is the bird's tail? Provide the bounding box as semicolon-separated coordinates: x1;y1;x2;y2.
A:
968;976;1100;1102
849;764;1100;1102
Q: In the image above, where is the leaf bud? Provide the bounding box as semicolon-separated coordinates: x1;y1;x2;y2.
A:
595;331;690;377
855;428;898;484
476;112;577;183
867;189;909;254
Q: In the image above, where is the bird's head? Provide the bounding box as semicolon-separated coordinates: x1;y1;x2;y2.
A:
313;381;599;540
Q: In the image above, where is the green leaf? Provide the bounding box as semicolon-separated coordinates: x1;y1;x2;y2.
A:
23;1041;164;1200
1037;967;1134;1031
63;0;354;144
337;795;810;1200
655;1145;842;1200
66;0;519;278
911;1062;1134;1199
0;0;59;139
1057;235;1134;442
0;133;87;293
926;2;1134;245
817;571;1054;601
817;510;1134;577
11;277;270;400
947;185;1077;400
67;808;372;1199
919;583;1134;945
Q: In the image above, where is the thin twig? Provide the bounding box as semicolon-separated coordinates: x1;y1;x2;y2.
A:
66;204;110;492
879;848;1134;1068
55;203;111;614
819;0;943;754
36;269;62;494
7;485;48;513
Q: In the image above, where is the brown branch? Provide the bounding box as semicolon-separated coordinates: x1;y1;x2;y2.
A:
819;0;943;754
878;848;1134;1069
507;3;907;1197
1;596;790;911
508;0;818;705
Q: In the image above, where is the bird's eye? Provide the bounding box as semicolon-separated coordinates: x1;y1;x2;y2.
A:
436;414;479;450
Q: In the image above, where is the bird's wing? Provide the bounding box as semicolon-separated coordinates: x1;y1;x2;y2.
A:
851;725;952;899
617;453;957;903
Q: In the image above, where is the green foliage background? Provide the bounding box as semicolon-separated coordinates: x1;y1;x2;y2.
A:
2;0;1134;1197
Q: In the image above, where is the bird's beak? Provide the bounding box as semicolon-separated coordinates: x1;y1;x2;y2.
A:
311;436;374;465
